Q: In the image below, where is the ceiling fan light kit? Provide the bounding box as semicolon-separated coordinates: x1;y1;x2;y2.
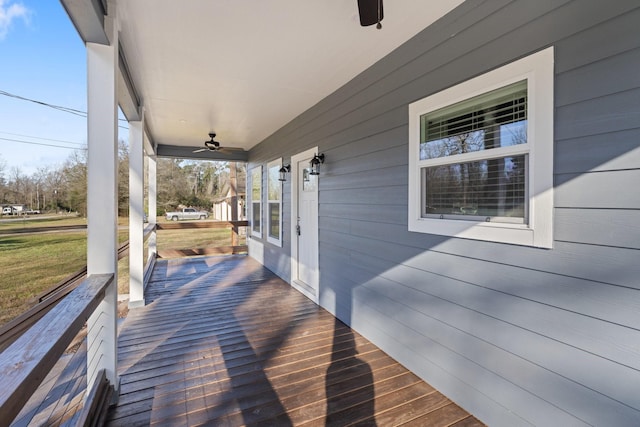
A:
193;132;221;153
206;133;220;149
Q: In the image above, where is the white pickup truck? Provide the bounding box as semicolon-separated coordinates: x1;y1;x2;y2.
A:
165;208;209;221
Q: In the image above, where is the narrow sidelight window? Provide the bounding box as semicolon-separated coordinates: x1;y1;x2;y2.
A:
267;159;283;246
250;166;262;237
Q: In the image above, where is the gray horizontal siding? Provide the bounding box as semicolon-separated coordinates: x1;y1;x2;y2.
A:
555;128;640;174
321;251;640;426
321;222;640;328
555;8;640;73
555;208;640;249
249;0;640;425
320;218;640;364
321;212;640;290
555;88;640;140
555;47;640;106
555;169;640;209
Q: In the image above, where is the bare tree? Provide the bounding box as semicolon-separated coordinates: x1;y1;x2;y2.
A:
0;148;243;217
8;166;28;204
61;149;87;214
0;155;7;203
118;140;129;216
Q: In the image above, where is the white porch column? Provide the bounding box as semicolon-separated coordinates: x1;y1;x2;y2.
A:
128;116;145;308
85;17;119;394
148;154;157;258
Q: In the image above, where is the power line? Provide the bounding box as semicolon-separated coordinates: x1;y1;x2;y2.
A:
0;131;85;147
0;89;130;128
0;136;86;150
0;89;87;118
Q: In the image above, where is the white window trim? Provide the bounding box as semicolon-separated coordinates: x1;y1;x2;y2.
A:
267;158;283;247
250;166;262;238
408;47;554;248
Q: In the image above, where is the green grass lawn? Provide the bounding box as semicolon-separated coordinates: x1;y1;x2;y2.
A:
0;218;246;327
0;232;88;326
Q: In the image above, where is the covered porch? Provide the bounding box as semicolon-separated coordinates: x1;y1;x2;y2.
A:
6;0;639;425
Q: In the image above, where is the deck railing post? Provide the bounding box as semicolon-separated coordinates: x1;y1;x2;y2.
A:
231;222;239;247
85;7;119;398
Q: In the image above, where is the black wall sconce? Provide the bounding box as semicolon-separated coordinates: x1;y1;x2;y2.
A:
278;164;290;182
309;153;325;176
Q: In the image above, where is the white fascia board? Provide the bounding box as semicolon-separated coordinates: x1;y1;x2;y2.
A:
60;0;109;45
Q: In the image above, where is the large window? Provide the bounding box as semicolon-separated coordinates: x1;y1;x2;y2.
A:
250;166;262;237
408;47;554;248
267;159;283;246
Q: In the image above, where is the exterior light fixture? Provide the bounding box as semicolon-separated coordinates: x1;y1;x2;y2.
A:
309;153;325;176
279;164;291;182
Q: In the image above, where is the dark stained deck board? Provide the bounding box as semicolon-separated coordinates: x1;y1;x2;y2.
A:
106;255;483;426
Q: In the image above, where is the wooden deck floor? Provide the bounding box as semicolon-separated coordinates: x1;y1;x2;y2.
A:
106;255;483;426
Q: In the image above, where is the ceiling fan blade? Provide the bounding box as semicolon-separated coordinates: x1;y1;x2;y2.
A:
193;148;207;153
357;0;383;27
218;147;246;154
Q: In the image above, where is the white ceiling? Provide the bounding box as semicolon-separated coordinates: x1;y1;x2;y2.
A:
115;1;464;151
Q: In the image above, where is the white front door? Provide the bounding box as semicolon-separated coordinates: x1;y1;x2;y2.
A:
291;147;319;303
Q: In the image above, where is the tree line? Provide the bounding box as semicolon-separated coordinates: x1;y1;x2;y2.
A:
0;142;245;217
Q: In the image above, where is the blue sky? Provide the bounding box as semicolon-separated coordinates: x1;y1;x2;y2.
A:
0;0;90;175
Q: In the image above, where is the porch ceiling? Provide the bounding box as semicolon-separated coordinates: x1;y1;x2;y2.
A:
113;1;463;153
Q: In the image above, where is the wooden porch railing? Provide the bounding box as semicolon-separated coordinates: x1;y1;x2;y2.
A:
0;221;246;352
156;220;248;258
0;273;115;424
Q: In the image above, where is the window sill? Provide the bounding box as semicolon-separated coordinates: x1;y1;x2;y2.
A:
409;217;552;248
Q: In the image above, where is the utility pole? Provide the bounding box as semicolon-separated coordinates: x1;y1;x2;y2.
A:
229;162;238;221
229;162;239;247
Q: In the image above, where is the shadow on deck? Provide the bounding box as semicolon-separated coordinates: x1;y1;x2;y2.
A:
108;255;483;426
13;255;484;426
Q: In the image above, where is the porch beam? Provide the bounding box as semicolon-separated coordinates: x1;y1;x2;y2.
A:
157;144;248;162
59;0;108;45
143;125;156;156
117;44;141;122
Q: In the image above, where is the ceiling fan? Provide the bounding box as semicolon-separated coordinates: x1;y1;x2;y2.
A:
193;132;243;154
